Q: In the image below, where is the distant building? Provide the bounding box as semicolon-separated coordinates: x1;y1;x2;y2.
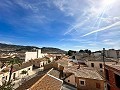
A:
104;64;120;90
72;52;88;60
64;66;104;90
25;49;47;62
84;57;116;71
105;49;120;59
93;51;101;57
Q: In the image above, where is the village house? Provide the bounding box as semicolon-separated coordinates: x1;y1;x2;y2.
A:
64;66;104;90
104;64;120;90
105;49;120;59
29;58;48;68
0;56;52;86
93;51;101;57
0;62;33;85
25;49;47;62
72;52;89;60
84;57;117;71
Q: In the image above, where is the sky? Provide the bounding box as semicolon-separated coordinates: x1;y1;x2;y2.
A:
0;0;120;51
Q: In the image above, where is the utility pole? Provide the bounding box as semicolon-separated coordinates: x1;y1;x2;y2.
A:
103;48;105;66
103;48;107;90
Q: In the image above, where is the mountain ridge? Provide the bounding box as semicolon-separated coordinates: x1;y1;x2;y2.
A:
0;43;66;54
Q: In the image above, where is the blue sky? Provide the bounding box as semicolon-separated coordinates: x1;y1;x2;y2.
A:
0;0;120;51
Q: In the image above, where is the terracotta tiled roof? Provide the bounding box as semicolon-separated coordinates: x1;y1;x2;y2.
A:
85;56;117;62
13;62;32;71
106;64;120;71
56;59;68;67
29;73;63;90
47;68;60;78
16;70;49;90
64;65;103;80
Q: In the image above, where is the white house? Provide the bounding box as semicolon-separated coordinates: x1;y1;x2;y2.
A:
93;51;101;57
0;62;33;85
25;49;47;62
105;49;120;59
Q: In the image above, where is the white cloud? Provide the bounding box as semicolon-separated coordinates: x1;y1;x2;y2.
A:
64;19;89;35
82;21;120;37
0;41;13;44
52;0;120;36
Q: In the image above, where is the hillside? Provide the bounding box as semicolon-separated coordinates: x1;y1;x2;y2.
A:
0;43;39;52
0;43;66;54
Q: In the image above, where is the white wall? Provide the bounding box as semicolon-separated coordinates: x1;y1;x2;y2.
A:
12;65;33;79
0;65;33;85
25;52;37;62
93;53;101;57
25;49;47;62
105;50;117;59
49;57;54;62
0;72;9;85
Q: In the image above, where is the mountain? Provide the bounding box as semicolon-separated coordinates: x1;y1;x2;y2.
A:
0;43;39;52
0;43;66;54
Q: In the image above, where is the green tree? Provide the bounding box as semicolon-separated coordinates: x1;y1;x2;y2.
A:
21;70;28;75
67;50;76;56
79;50;84;53
84;49;89;53
88;50;92;55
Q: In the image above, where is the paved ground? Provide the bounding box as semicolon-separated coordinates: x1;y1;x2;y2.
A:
62;84;76;90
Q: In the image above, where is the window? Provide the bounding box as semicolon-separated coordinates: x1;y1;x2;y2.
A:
13;73;16;80
105;69;109;81
72;56;75;59
99;63;103;68
80;79;85;86
2;77;5;81
6;76;7;80
91;63;94;67
41;65;43;67
115;74;120;88
28;68;30;70
96;83;101;89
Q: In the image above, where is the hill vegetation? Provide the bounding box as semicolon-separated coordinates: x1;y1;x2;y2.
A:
0;43;66;54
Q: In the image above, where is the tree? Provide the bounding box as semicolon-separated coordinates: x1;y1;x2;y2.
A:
84;49;89;53
84;49;92;55
21;70;28;75
79;50;84;53
88;50;92;55
67;50;76;56
7;57;22;83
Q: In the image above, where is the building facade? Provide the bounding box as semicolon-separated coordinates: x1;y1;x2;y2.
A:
25;49;47;62
64;66;104;90
104;64;120;90
105;49;120;59
84;57;116;71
